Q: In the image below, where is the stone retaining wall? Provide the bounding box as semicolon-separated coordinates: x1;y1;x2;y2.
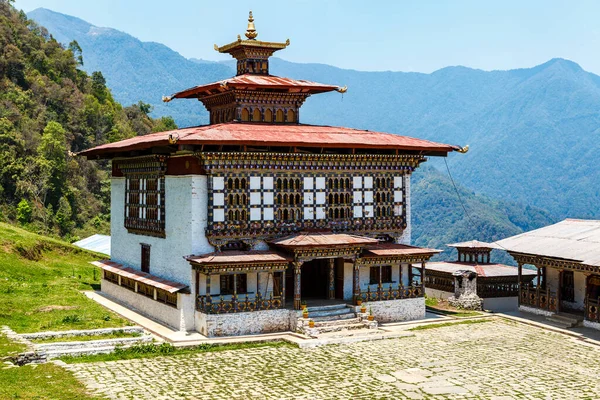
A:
19;326;144;340
196;309;296;337
355;298;425;323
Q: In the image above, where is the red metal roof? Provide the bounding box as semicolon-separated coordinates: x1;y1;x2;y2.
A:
425;261;538;278
79;122;460;157
186;251;291;265
363;243;442;257
93;260;188;293
270;232;378;248
170;74;339;99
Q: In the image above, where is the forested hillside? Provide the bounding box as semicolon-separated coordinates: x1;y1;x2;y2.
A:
27;7;600;225
0;1;176;240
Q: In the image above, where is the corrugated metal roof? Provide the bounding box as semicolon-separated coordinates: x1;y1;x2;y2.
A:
446;240;502;250
171;74;339;98
496;219;600;267
73;234;111;256
426;262;537;278
186;251;291;265
270;232;378;248
364;243;442;257
92;260;188;293
79;122;459;157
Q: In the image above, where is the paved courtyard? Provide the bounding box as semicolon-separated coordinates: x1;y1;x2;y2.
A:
66;318;600;399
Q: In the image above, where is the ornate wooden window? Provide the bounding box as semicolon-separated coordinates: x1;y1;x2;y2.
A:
141;244;151;273
121;276;136;291
370;265;392;284
137;282;154;298
156;289;178;307
119;157;167;238
220;274;247;295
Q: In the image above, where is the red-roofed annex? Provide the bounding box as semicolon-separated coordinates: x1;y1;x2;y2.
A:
83;12;466;337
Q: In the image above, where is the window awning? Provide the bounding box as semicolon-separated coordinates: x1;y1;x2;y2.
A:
92;260;188;293
270;232;378;249
186;251;291;266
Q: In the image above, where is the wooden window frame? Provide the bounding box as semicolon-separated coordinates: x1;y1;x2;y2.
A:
141;243;151;273
220;274;248;295
124;174;165;237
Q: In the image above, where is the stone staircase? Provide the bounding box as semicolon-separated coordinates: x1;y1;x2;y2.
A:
299;304;377;338
545;313;584;329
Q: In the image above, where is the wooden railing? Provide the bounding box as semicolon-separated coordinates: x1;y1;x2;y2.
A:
357;284;424;302
196;292;283;314
478;279;519;298
424;271;454;293
586;297;600;323
519;286;558;312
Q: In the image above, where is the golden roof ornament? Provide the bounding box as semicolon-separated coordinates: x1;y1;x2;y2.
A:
245;11;258;40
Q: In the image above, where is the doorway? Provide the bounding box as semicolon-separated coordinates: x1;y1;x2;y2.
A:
301;259;329;299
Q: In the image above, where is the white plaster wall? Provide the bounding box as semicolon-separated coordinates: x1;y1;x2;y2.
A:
546;268;560;292
573;271;587;310
343;262;353;300
401;263;410;287
425;287;452;300
111;175;213;288
102;280;182;330
482;297;518;312
357;297;424;323
195;309;295;337
257;272;275;295
583;320;600;331
397;174;411;245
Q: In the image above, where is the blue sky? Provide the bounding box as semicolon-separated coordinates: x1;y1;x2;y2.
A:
13;0;600;74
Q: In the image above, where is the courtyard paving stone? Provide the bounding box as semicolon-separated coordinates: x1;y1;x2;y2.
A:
67;318;600;399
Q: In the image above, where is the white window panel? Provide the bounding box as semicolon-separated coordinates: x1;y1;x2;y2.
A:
304;207;314;220
250;207;261;221
250;177;261;190
304;192;314;205
364;205;374;218
394;205;403;216
250;192;261;205
263;177;274;190
364;191;373;203
316;206;326;220
213;176;225;190
353;205;363;218
353;176;362;189
316;192;326;205
394;176;403;189
263;192;274;205
303;177;314;190
213;209;225;222
353;191;363;204
394;190;403;203
364;177;373;189
316;177;326;190
264;207;274;221
213;193;225;206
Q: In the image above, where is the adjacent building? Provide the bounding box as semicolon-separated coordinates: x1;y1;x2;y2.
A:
80;13;462;336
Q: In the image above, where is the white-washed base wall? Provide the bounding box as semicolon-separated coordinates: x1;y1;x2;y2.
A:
425;288;453;300
102;280;184;330
195;309;296;337
482;297;519;312
583;320;600;331
519;305;555;317
356;298;425;323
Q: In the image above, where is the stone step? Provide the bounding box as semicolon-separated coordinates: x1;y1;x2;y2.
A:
553;313;584;323
305;308;355;318
546;313;582;328
310;312;357;322
317;328;383;339
35;336;152;351
311;322;367;335
305;304;349;313
45;345;118;359
544;320;573;330
313;317;361;327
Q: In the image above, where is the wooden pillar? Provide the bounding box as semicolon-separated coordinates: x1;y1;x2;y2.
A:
557;269;563;312
378;265;383;289
517;262;522;306
233;273;238;296
353;261;360;304
281;270;286;305
328;259;335;300
421;260;426;288
206;274;211;296
293;262;303;310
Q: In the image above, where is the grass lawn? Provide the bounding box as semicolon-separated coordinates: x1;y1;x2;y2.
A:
0;222;130;333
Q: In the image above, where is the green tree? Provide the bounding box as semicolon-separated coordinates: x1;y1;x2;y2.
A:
55;196;74;235
68;40;83;66
38;121;67;206
16;199;31;224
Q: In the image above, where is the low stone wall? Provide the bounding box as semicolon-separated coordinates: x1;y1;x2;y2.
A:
102;279;182;330
196;309;295;337
355;298;425;323
583;320;600;331
425;288;452;300
482;297;518;312
20;326;144;341
519;305;555;317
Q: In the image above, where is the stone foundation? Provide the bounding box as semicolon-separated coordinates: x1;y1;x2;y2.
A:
195;309;296;337
583;319;600;331
519;305;555;317
355;298;425;323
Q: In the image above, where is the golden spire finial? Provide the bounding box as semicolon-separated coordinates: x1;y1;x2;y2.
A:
245;11;258;40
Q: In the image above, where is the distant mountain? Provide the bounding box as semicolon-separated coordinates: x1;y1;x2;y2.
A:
27;8;598;241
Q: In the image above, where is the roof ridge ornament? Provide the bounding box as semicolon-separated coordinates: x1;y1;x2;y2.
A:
245;11;258;40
